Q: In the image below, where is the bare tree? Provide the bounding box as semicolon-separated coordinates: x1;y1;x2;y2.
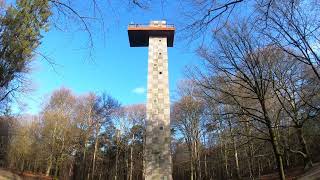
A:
272;58;320;169
40;88;77;177
172;95;205;180
91;93;120;180
179;0;245;40
195;23;288;179
122;104;146;180
256;0;320;81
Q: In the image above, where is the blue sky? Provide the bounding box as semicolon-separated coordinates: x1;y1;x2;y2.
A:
16;1;201;114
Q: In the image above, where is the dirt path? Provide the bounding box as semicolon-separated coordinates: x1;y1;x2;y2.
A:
298;164;320;180
0;169;22;180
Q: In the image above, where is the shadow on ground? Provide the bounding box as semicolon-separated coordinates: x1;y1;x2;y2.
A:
259;163;320;180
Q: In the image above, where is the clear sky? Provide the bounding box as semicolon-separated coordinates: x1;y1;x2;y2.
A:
15;1;200;114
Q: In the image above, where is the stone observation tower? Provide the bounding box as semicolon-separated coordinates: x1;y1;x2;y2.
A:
128;21;175;180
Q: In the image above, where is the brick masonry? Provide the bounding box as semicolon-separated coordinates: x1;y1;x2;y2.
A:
145;21;172;180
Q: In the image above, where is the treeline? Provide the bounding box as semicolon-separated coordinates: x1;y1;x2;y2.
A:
171;0;320;179
170;1;320;179
7;88;147;179
5;59;320;180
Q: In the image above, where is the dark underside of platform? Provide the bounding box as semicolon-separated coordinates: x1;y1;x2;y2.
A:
128;29;175;47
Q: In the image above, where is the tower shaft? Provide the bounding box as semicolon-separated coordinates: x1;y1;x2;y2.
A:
145;36;172;180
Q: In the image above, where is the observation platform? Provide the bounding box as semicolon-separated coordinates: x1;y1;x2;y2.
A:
128;21;175;47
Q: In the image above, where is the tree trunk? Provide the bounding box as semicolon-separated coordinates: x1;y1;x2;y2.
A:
269;127;286;180
129;133;134;180
27;161;31;171
203;134;208;179
247;144;254;179
115;147;118;180
92;129;99;180
233;136;241;179
204;149;208;179
229;120;240;180
142;130;146;180
296;127;313;170
87;166;91;180
246;151;253;180
190;143;194;180
82;140;87;180
262;101;286;180
47;121;57;177
115;131;119;180
195;140;201;180
20;159;25;172
46;155;52;176
219;132;229;179
245;121;254;179
258;158;261;179
224;141;229;179
33;159;38;173
54;157;59;178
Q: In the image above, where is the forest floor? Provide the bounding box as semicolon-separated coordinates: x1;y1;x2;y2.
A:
0;169;52;180
1;165;320;180
260;162;320;180
297;163;320;180
0;168;21;180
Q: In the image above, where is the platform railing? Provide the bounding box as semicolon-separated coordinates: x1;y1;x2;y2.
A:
128;23;175;28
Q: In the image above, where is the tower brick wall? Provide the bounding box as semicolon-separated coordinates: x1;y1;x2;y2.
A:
145;21;172;180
